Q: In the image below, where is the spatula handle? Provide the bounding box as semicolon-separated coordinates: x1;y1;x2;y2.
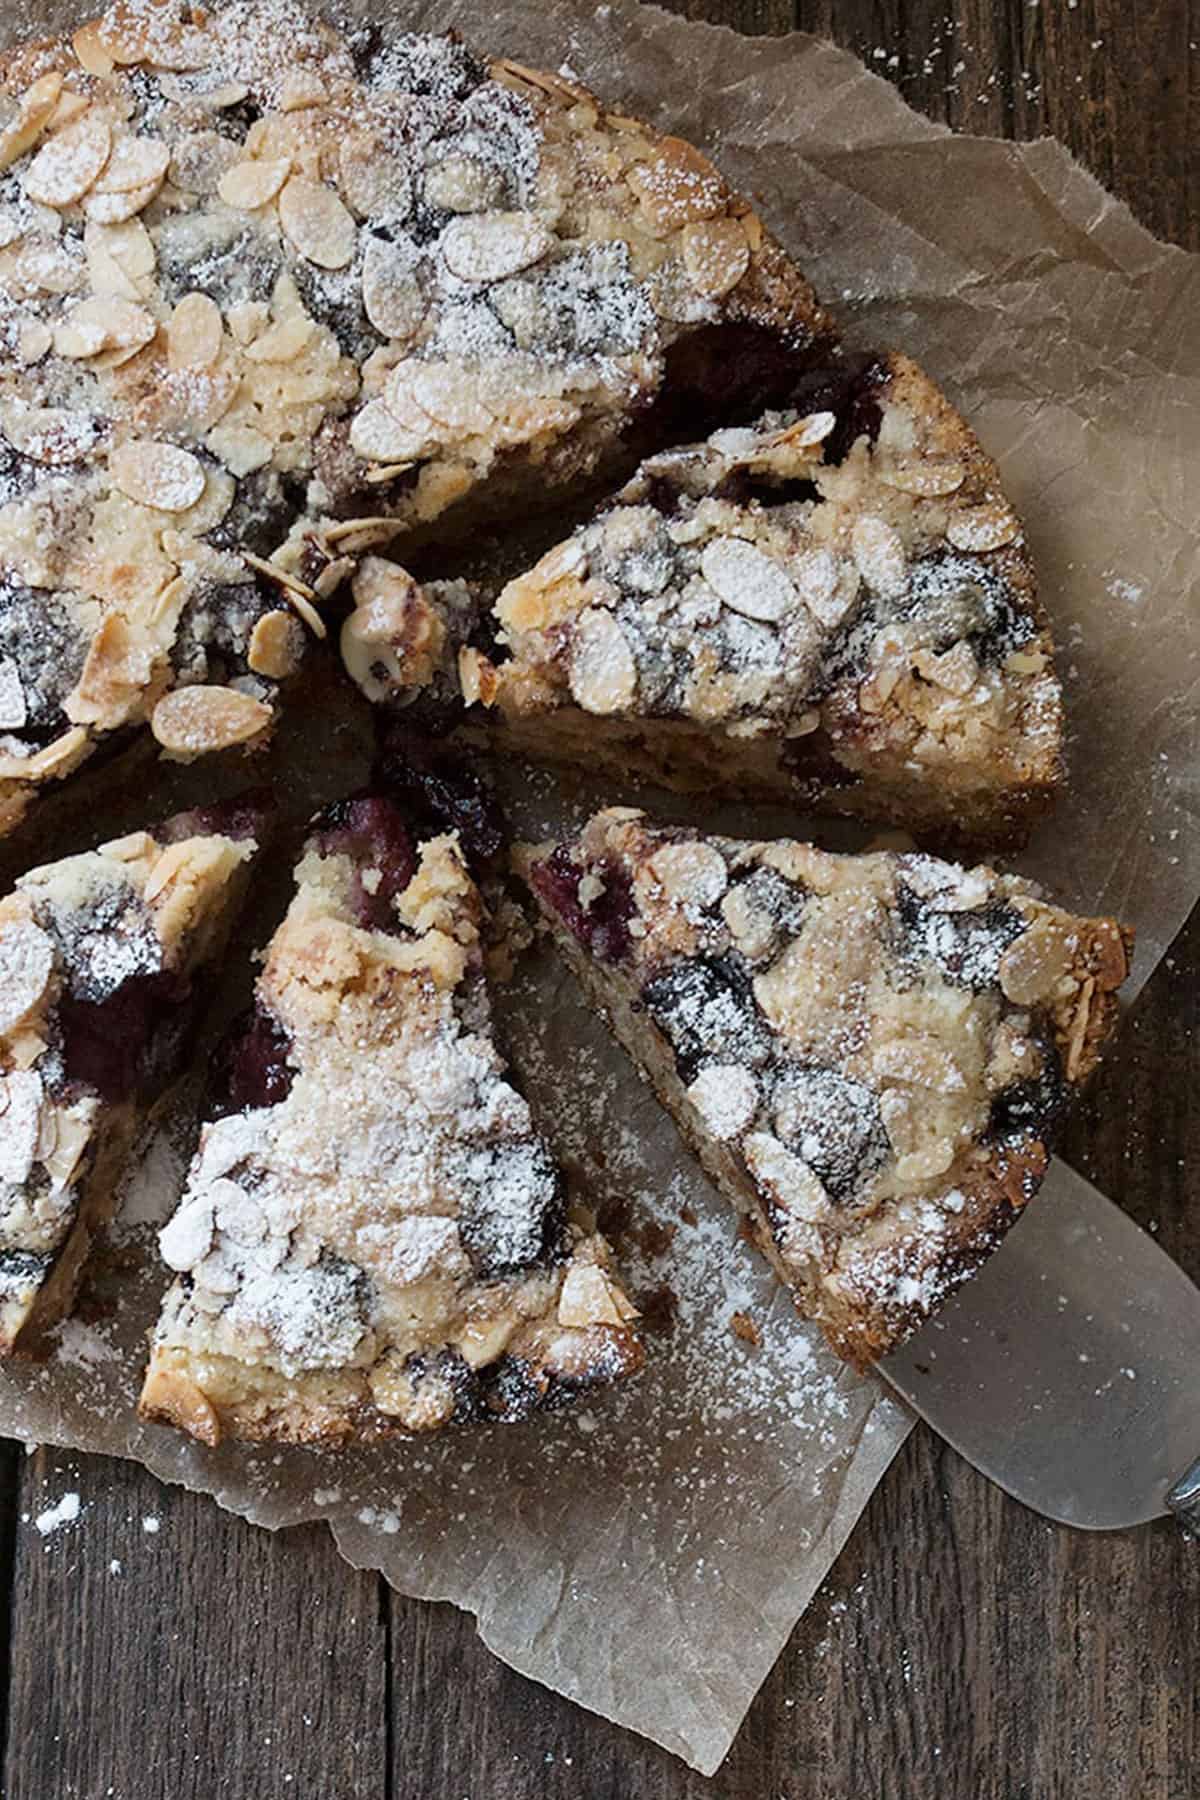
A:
1167;1456;1200;1533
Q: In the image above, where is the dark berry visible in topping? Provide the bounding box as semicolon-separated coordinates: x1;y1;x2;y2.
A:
311;793;417;931
899;551;1033;666
59;970;190;1105
210;1005;295;1118
643;956;769;1085
786;352;890;466
712;467;819;511
0;1248;53;1294
530;848;635;966
650;322;832;444
373;728;506;871
987;1046;1067;1146
0;577;89;743
454;1136;566;1279
895;886;1025;993
772;1067;889;1203
158;790;273;846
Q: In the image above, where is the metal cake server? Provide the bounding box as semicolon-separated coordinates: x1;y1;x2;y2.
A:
880;1160;1200;1531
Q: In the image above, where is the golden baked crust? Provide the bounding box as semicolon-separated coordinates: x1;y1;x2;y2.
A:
139;799;641;1447
0;807;259;1352
520;808;1130;1367
0;1;833;835
414;352;1060;849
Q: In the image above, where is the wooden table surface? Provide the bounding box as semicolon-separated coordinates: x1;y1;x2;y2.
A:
4;4;1198;1797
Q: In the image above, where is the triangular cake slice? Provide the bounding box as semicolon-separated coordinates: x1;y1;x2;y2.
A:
446;353;1061;847
0;0;834;836
0;802;263;1352
519;808;1129;1365
139;794;640;1446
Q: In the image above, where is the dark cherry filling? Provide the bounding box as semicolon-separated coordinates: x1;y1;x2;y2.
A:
373;726;506;872
643;322;835;446
59;970;191;1106
209;1006;296;1118
529;848;635;965
894;886;1027;993
711;468;820;510
785;352;890;466
311;793;418;932
987;1044;1068;1147
158;789;274;846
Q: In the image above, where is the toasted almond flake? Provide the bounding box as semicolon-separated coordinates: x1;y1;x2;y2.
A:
0;73;64;174
627;137;727;233
882;457;966;497
247;609;306;678
23;112;112;208
440;212;553;283
82;175;162;224
278;69;329;111
687;1064;758;1140
84;216;154;300
243;316;314;363
701;536;797;622
151;686;272;758
424;154;505;214
361;235;425;339
557;1260;633;1329
349;397;428;464
2;404;101;465
405;362;491;435
54;295;156;360
914;641;979;696
95;137;170;196
895;1142;956;1184
998;917;1078;1006
166;292;223;370
72;22;116;77
851;515;908;598
46;92;92;134
239;553;325;636
0;915;55;1034
569;609;636;714
363;462;416;484
204;420;272;476
217;157;291;210
278;176;356;269
8;240;82;296
110;441;206;512
337;134;412;221
649;840;729;908
18;726;89;780
681;215;751;299
15;318;53;366
947;503;1020;552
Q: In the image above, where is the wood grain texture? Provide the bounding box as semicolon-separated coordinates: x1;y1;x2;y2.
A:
2;5;1198;1797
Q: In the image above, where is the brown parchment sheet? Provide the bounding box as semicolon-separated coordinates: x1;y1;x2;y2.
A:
2;0;1200;1776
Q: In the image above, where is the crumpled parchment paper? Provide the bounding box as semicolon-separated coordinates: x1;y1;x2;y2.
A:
2;0;1200;1776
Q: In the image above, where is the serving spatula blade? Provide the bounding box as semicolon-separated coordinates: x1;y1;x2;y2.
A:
881;1161;1200;1530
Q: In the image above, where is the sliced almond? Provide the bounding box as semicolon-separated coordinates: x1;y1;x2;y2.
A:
998;915;1079;1006
557;1259;634;1330
14;318;52;366
701;536;797;623
338;135;412;221
349;396;427;465
243;316;314;363
2;404;102;465
46;92;92;134
72;21;115;77
946;503;1021;552
217;157;291;211
205;420;272;475
166;292;223;371
851;515;908;599
7;239;82;297
278;69;329;112
54;295;156;360
361;235;424;339
0;725;90;781
94;136;170;196
110;441;207;512
440;212;553;284
82;175;162;224
151;686;273;758
403;362;491;436
569;609;637;714
681;216;751;299
278;176;356;269
882;458;966;497
424;154;505;214
23;111;112;208
0;913;55;1035
648;840;729;908
247;609;306;679
627;137;726;234
84;216;155;301
0;73;64;175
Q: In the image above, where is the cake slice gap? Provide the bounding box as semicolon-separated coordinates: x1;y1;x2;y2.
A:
0;798;265;1353
139;792;640;1447
345;352;1062;850
518;807;1130;1367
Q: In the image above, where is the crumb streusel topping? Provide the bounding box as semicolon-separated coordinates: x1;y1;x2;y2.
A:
521;808;1129;1363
